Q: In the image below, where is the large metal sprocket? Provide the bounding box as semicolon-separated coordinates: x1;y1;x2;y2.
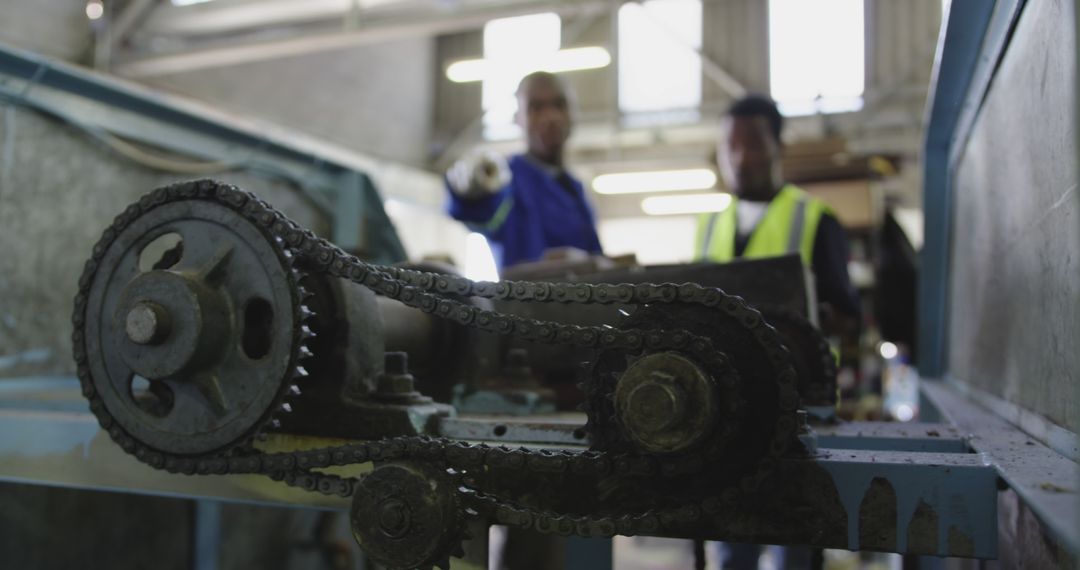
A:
74;195;313;459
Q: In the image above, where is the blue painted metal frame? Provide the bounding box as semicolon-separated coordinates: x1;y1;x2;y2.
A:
919;0;1029;377
813;422;969;454
918;0;996;377
816;448;998;558
194;501;222;570
0;380;1010;559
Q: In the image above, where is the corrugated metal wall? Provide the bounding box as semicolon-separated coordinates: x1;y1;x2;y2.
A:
0;0;92;63
146;38;437;168
947;0;1079;433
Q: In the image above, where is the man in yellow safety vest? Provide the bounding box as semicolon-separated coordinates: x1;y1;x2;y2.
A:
696;95;860;334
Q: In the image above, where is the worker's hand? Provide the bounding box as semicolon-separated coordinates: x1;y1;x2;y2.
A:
447;151;511;199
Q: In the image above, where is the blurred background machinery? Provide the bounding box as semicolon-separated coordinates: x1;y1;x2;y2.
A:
0;1;1077;569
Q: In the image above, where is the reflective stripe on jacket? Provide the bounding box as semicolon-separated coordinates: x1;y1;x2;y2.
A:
694;185;830;266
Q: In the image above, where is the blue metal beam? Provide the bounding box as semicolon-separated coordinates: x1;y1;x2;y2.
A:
194;501;222;570
918;0;997;377
815;448;998;558
814;421;969;454
923;381;1080;557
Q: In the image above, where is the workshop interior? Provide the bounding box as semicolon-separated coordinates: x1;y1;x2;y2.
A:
0;1;1077;569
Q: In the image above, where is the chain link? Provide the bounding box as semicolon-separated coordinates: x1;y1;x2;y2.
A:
72;179;808;540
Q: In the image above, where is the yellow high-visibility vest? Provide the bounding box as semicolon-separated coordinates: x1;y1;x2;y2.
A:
694;185;831;266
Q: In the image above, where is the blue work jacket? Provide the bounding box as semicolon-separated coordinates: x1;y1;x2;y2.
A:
447;154;603;268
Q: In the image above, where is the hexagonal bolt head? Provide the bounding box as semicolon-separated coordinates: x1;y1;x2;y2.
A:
377;498;411;538
625;372;687;433
377;352;416;394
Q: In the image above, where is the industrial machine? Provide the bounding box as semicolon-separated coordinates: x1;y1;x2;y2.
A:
73;179;998;569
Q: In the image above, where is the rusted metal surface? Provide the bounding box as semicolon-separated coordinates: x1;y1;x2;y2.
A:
613;352;716;454
796;449;996;557
813;421;968;453
452;348;557;416
923;381;1080;558
437;415;588;445
350;462;464;570
0;395;1002;560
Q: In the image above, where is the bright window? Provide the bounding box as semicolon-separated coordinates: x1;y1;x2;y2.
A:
768;0;865;116
617;0;703;117
482;13;561;140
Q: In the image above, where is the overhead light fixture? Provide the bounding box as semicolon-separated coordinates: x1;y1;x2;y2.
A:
593;168;717;195
545;47;612;73
446;59;490;83
641;193;732;216
171;0;215;5
446;46;611;83
85;0;104;20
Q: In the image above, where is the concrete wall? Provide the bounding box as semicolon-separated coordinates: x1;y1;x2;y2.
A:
144;38;436;168
0;103;327;380
0;0;92;62
947;0;1079;433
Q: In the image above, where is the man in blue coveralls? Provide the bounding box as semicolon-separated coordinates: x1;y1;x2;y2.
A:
445;71;603;269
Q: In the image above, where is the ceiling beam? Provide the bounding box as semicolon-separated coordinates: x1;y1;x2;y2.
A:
115;0;610;78
111;0;162;50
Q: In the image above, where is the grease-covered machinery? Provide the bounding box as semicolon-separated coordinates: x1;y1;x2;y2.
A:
74;180;998;569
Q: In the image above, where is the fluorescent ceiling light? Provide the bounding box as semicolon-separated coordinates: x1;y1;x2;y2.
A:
446;59;489;83
545;47;612;73
446;46;611;83
171;0;214;6
593;168;716;195
641;193;732;216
